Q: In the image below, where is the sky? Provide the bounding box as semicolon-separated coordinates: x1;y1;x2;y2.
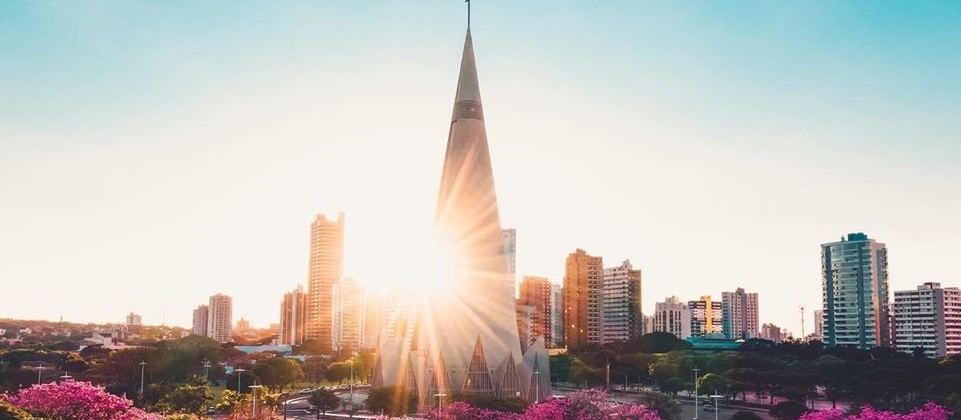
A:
2;1;960;335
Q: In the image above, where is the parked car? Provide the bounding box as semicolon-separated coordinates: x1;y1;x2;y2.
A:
703;404;716;412
298;388;314;395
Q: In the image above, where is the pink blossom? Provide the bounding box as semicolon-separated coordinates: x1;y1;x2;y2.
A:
8;381;163;420
427;390;662;420
799;402;951;420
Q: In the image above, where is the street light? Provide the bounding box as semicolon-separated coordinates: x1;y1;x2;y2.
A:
693;367;701;420
433;393;447;411
36;365;44;385
202;359;211;384
139;361;147;396
59;374;72;382
709;391;722;420
348;358;354;413
235;368;247;393
249;384;263;417
533;367;541;403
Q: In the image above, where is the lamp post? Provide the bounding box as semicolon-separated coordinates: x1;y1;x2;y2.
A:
349;359;354;413
235;368;247;393
605;362;611;390
59;374;72;382
709;391;722;420
36;365;44;385
433;393;447;412
693;367;701;420
249;384;262;417
139;361;147;397
202;359;211;384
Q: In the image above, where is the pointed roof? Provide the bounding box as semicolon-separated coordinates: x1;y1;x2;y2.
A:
452;30;483;122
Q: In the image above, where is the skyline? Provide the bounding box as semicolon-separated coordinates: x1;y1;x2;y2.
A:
2;1;961;335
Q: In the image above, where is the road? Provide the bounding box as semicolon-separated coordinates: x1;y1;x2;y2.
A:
600;390;773;420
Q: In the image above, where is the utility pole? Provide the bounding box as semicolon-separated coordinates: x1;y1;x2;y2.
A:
693;367;701;419
800;306;806;339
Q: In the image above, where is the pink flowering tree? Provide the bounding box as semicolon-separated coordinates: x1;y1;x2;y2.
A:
798;402;951;420
426;390;661;420
8;380;163;420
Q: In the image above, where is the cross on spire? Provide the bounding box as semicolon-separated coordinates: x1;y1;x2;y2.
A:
466;0;471;29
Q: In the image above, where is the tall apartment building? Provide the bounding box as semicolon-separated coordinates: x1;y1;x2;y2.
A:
518;275;553;346
363;291;385;350
814;310;824;340
601;260;643;344
280;285;307;345
306;213;345;350
892;282;961;357
653;296;691;339
502;229;517;296
550;283;564;348
516;303;535;352
126;312;142;327
192;305;209;337
207;294;233;343
332;277;365;351
821;232;890;349
760;323;788;342
563;249;603;350
236;318;251;332
689;296;723;337
722;288;759;340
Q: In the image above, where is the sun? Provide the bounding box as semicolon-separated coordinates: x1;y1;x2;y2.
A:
407;229;466;308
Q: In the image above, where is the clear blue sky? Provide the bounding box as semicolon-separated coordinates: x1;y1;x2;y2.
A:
2;1;960;333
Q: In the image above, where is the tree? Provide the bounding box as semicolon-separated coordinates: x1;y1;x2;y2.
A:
308;389;340;419
697;373;728;396
658;377;686;396
252;357;303;390
0;398;35;420
769;400;809;420
730;411;763;420
296;340;330;356
154;383;212;415
619;332;693;354
365;386;417;417
325;361;351;384
635;390;682;420
302;358;328;383
7;381;162;420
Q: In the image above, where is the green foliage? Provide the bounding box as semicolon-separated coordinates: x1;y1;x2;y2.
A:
634;390;682;420
366;386;417;416
215;389;241;413
154;383;212;415
619;333;693;354
730;410;763;420
325;361;351;384
295;339;330;356
302;357;328;383
769;400;809;420
658;377;686;396
450;392;527;413
0;399;35;420
307;388;340;416
697;373;728;395
251;357;303;390
549;354;572;383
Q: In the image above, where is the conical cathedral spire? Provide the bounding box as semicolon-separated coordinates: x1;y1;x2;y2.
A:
452;30;483;121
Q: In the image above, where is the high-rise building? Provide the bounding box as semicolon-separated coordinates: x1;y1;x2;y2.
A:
515;303;535;352
306;212;345;350
721;288;758;340
363;291;385;351
601;260;643;344
192;305;209;337
126;312;142;327
653;296;691;339
550;283;564;348
760;323;788;342
236;318;251;332
814;310;824;340
518;276;553;346
332;277;365;351
689;296;723;337
373;29;550;405
892;282;961;357
502;229;517;297
564;249;603;350
207;294;232;343
280;285;307;345
821;232;890;349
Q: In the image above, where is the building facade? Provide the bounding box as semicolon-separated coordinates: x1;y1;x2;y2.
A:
760;323;788;342
519;276;553;346
126;312;142;327
892;282;961;357
306;212;345;350
502;228;517;297
721;288;758;340
814;310;824;340
332;277;365;351
821;233;890;349
601;260;643;344
653;296;691;339
207;294;232;343
689;295;723;337
550;283;564;348
192;305;209;337
280;285;307;345
564;249;603;350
